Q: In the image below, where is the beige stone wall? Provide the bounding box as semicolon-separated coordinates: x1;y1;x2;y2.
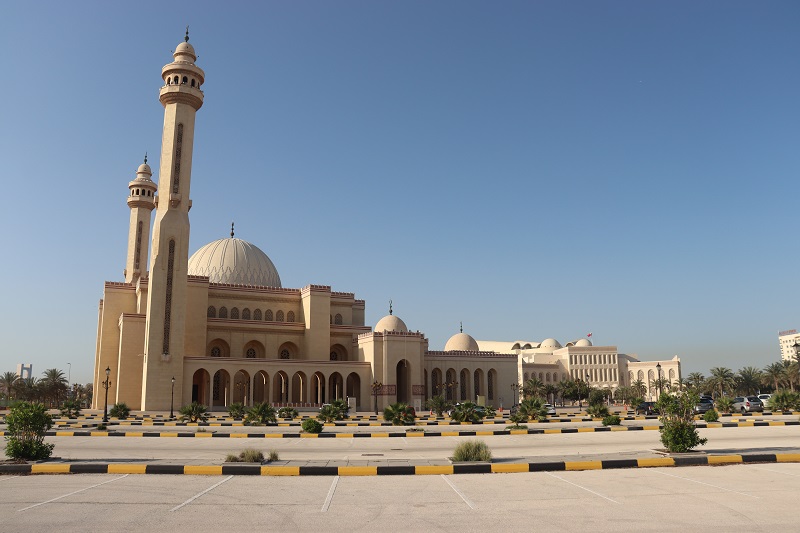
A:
425;353;517;409
116;314;145;409
93;284;137;409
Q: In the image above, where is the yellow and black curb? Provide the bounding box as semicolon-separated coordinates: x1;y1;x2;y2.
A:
2;420;796;439
3;453;800;476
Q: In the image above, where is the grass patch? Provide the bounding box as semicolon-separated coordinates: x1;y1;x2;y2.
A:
226;448;265;463
452;440;492;462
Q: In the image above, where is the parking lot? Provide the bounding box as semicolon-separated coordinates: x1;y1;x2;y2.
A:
2;463;798;531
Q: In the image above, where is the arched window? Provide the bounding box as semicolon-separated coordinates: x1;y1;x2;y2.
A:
246;348;256;358
219;307;228;319
190;79;195;87
230;307;239;319
207;306;216;318
488;370;496;400
280;349;290;360
276;310;284;322
287;311;295;322
174;76;179;84
253;309;262;321
242;308;251;320
334;314;343;325
330;352;338;361
182;76;188;84
166;78;171;85
265;309;273;321
211;347;221;357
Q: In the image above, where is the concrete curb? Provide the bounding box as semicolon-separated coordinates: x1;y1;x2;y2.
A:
5;420;795;439
3;453;800;476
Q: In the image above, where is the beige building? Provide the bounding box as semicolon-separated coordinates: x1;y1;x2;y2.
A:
778;329;800;363
92;35;680;413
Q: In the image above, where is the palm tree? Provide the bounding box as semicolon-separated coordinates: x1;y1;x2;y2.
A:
0;371;18;401
383;402;416;425
543;384;558;405
686;372;705;391
762;362;787;391
18;377;41;402
786;362;800;392
707;367;736;399
523;377;545;399
736;366;763;396
41;368;68;407
631;379;647;399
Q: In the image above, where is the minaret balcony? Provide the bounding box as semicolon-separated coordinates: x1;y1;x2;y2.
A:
159;85;203;110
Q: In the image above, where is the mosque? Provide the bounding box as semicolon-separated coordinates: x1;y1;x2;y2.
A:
92;34;680;412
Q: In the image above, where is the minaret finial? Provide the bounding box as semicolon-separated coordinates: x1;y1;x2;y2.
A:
185;26;190;42
230;222;235;238
389;300;393;315
144;152;148;164
460;321;463;333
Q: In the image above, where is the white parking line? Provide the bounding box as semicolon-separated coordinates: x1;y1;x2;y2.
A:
747;465;800;477
18;474;128;511
169;475;233;512
652;470;760;497
441;475;475;509
0;476;19;482
546;472;620;504
321;476;339;512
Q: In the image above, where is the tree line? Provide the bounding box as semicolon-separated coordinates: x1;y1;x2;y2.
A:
0;369;93;408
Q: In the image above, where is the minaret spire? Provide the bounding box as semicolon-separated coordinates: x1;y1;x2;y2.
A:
460;321;463;333
230;222;235;238
389;300;393;315
185;26;190;42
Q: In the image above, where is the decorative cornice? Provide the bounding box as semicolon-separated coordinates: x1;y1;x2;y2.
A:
425;350;517;359
159;87;203;110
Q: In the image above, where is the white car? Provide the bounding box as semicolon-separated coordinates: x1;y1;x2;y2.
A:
757;394;771;407
543;403;556;416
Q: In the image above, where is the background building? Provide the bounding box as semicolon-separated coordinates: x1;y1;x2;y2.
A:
778;329;800;362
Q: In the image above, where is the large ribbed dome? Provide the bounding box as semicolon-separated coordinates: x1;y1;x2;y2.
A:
375;314;408;333
188;238;281;287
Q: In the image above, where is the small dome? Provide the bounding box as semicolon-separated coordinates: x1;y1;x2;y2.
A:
136;163;152;176
575;338;592;347
445;332;479;352
539;338;562;349
174;41;196;62
375;314;407;333
188;237;281;287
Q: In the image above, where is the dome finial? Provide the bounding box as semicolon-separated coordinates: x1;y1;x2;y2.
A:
185;26;190;42
143;152;148;164
389;299;393;315
230;221;235;238
460;321;463;333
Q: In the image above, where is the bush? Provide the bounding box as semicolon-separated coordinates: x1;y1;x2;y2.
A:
703;409;719;422
331;399;351;419
425;394;452;416
179;402;209;423
245;402;277;425
228;402;246;419
586;404;610;418
656;391;707;453
508;411;529;425
277;407;298;419
317;404;341;423
452;440;492;462
768;390;800;412
450;402;486;423
714;396;734;414
517;398;547;421
4;402;54;461
301;418;323;433
383;402;416;425
267;449;279;462
59;400;82;418
225;448;265;463
484;405;497;419
602;415;621;426
109;402;130;419
506;424;528;431
588;389;609;406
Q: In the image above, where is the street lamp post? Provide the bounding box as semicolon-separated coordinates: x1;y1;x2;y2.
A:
656;363;663;398
67;363;71;397
371;381;382;415
511;383;520;407
170;376;175;418
102;366;111;423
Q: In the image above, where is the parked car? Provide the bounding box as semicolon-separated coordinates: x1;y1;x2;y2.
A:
447;403;485;418
635;401;658;415
694;398;715;414
543;403;556;416
731;396;763;414
757;394;772;406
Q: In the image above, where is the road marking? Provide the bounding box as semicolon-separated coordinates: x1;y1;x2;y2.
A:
652;470;760;497
441;474;475;509
747;465;800;477
0;476;19;482
18;474;128;511
170;475;233;512
546;472;620;504
321;476;339;512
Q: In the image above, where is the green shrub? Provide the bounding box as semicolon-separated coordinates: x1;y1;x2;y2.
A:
517;398;547;421
301;418;323;433
587;404;610;418
656;391;707;453
383;402;416;426
109;402;130;419
225;448;265;463
228;402;246;419
714;397;734;414
703;409;719;422
602;415;621;426
59;400;82;418
245;402;277;425
277;407;298;419
450;402;486;423
484;405;497;419
588;389;609;406
267;449;279;462
331;399;350;419
508;411;528;425
179;402;209;423
4;402;54;461
425;394;452;416
225;453;240;462
317;404;341;423
452;440;492;462
768;390;800;412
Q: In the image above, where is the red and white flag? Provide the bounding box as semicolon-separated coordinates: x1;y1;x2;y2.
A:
587;332;592;338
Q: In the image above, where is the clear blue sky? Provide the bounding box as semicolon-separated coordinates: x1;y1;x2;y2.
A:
2;1;798;385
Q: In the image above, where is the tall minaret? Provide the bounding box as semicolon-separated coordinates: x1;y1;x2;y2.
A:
141;30;205;410
124;155;157;284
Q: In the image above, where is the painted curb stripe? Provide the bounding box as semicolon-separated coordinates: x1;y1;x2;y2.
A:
565;461;602;471
31;464;71;474
491;463;530;473
707;455;742;465
377;465;416;475
108;464;146;474
184;465;223;475
221;465;261;475
415;465;453;475
776;453;800;462
338;466;378;476
529;462;566;471
261;466;300;476
637;457;675;468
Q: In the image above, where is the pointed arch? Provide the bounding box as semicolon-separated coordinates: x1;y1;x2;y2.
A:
253;371;269;404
